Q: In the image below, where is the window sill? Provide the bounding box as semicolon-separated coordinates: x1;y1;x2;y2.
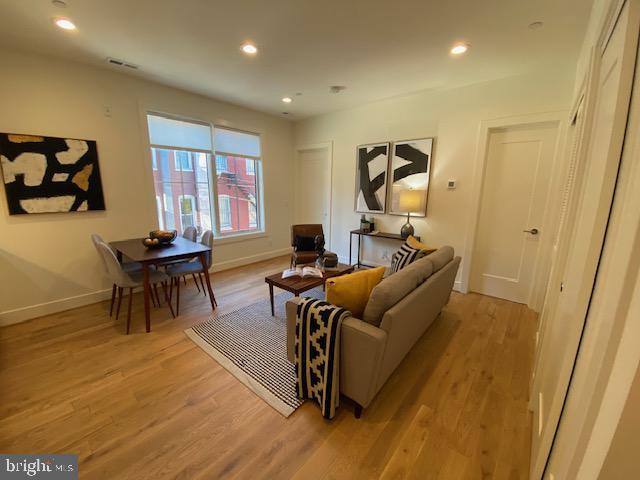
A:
212;231;268;246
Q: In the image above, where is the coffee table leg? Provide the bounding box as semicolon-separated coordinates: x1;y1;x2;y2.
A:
269;283;275;316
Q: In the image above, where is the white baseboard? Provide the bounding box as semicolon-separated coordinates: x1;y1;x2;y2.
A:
211;247;291;272
0;247;292;327
0;288;113;327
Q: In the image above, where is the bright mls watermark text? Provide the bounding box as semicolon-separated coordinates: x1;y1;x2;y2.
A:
0;454;77;479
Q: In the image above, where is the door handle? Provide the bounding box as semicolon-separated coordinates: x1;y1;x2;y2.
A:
523;228;539;235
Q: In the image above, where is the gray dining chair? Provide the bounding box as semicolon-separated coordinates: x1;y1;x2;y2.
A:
96;241;175;334
161;226;199;290
183;226;197;242
91;234;147;316
167;230;216;315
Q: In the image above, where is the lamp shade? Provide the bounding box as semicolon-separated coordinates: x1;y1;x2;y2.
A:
398;189;424;213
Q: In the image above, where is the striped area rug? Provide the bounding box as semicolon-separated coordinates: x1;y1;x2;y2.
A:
185;288;324;417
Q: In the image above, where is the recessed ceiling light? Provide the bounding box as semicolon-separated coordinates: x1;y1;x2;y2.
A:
282;97;292;103
528;21;544;30
54;17;76;30
241;43;258;55
450;43;469;55
52;0;67;7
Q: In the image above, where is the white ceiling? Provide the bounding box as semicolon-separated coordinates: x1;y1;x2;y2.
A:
0;0;593;119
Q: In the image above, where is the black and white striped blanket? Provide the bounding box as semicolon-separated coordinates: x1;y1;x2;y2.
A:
294;298;350;419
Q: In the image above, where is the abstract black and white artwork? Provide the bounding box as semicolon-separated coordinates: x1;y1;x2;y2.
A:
0;133;105;215
355;142;390;213
389;138;433;217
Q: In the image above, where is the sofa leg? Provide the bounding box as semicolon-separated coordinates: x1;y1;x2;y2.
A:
354;404;363;419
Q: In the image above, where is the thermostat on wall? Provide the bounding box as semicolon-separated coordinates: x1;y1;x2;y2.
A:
447;180;456;189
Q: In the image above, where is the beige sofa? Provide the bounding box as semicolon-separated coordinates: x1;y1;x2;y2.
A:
286;246;461;417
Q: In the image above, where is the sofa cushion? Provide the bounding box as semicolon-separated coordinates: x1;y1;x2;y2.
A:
362;266;420;327
326;266;385;318
402;255;434;284
425;246;454;272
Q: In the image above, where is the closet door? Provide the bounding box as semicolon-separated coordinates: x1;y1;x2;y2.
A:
529;1;640;478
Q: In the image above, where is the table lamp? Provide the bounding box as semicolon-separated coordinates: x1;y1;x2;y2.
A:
399;189;423;239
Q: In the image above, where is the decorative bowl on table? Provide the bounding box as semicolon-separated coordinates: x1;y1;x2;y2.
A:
142;229;177;249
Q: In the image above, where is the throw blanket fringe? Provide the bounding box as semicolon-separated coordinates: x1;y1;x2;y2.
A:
295;298;350;419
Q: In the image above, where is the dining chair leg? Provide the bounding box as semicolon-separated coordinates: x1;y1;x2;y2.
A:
110;284;116;316
150;287;157;308
183;276;187;286
198;273;206;296
211;287;218;307
176;277;181;316
126;287;133;335
161;281;176;318
153;283;161;307
116;287;123;320
192;274;201;292
169;278;174;303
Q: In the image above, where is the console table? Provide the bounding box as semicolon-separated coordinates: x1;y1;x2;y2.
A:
349;229;420;268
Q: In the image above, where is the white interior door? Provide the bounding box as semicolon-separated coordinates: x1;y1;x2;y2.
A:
295;145;331;245
470;123;558;304
530;2;639;477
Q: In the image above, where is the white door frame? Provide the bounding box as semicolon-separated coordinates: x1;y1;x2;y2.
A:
294;142;334;249
462;111;568;311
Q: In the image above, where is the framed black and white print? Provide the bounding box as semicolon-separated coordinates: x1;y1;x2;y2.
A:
0;133;105;215
389;138;433;217
355;142;390;213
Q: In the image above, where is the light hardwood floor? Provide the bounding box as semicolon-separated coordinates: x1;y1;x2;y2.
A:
0;255;537;479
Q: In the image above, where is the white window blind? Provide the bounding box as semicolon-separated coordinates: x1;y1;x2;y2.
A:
147;114;212;151
214;127;261;158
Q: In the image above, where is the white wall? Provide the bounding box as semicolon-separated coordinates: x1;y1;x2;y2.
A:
0;48;295;324
294;71;575;287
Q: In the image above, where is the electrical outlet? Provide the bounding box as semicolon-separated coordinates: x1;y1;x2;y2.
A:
103;105;112;117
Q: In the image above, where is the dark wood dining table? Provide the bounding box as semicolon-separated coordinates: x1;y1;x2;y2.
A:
110;236;215;332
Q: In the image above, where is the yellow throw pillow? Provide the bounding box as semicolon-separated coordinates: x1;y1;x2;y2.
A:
326;267;385;318
406;235;437;256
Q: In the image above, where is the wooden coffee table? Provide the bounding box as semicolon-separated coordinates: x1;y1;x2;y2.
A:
265;263;355;316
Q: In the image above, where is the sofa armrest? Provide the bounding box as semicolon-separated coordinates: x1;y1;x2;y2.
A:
286;298;388;408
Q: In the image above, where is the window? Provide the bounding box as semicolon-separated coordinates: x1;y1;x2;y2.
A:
179;195;196;230
175;150;193;171
147;114;211;235
147;114;263;239
155;196;164;229
213;127;263;235
245;159;255;175
248;194;257;228
163;193;175;230
215;156;228;173
218;195;232;230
